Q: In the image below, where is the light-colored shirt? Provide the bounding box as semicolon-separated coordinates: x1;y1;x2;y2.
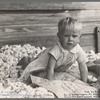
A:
21;42;87;81
48;42;86;70
23;42;86;73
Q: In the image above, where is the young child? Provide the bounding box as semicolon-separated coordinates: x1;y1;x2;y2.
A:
19;17;88;83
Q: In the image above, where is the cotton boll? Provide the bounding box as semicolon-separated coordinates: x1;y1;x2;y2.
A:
18;90;27;96
15;45;22;49
35;87;48;93
0;59;4;66
23;44;31;49
42;47;46;51
33;87;54;98
36;47;42;55
9;68;19;79
4;86;13;93
0;83;4;94
25;86;35;94
0;53;5;59
34;87;47;98
13;58;18;64
3;50;11;55
1;45;9;51
11;47;16;52
22;53;28;57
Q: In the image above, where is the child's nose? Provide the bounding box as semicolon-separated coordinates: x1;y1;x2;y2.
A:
69;36;73;41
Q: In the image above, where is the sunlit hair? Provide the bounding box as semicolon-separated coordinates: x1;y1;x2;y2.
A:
58;17;82;35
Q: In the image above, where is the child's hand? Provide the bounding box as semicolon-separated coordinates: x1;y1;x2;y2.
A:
87;50;97;62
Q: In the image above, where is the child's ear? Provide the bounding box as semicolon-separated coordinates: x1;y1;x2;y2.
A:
57;32;60;37
79;34;82;38
78;32;82;38
79;35;81;38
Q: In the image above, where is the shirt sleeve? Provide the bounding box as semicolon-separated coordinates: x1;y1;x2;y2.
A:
48;44;61;60
76;45;87;63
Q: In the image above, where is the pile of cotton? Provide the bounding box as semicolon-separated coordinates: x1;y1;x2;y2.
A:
0;44;55;98
0;79;54;98
0;44;46;83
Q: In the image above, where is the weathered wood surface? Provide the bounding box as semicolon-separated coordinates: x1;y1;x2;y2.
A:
0;33;95;49
82;46;95;52
0;2;100;10
0;10;100;36
0;3;99;52
0;34;95;45
0;21;99;34
0;10;100;30
0;10;100;22
0;10;99;43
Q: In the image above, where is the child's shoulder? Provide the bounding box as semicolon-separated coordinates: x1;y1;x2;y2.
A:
50;42;60;49
75;44;85;54
76;43;82;48
49;42;61;53
76;44;83;50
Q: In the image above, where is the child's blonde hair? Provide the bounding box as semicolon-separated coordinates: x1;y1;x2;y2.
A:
58;17;82;35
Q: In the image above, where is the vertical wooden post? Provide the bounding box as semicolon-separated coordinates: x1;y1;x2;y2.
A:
96;27;100;53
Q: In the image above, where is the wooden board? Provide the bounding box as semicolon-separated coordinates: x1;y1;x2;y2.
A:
0;34;95;46
0;10;100;22
0;11;97;50
0;35;96;52
82;46;95;52
0;6;99;52
0;2;100;10
0;22;99;35
0;10;100;34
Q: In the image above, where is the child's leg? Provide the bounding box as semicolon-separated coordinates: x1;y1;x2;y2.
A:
86;62;98;83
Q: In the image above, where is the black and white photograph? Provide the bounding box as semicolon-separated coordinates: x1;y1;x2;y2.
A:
0;0;100;98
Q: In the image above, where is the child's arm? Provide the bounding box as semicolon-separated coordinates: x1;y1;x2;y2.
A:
78;60;88;83
46;54;56;80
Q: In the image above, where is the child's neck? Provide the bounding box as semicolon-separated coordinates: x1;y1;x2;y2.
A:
60;43;77;51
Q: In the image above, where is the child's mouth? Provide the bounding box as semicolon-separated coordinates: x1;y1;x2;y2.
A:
67;42;73;45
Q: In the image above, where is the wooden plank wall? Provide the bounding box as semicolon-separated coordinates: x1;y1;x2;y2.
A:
0;2;100;52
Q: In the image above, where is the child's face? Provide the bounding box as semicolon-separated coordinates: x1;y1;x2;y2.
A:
58;30;81;50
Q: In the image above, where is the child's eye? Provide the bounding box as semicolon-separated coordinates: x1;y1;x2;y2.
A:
72;35;78;38
64;35;69;37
